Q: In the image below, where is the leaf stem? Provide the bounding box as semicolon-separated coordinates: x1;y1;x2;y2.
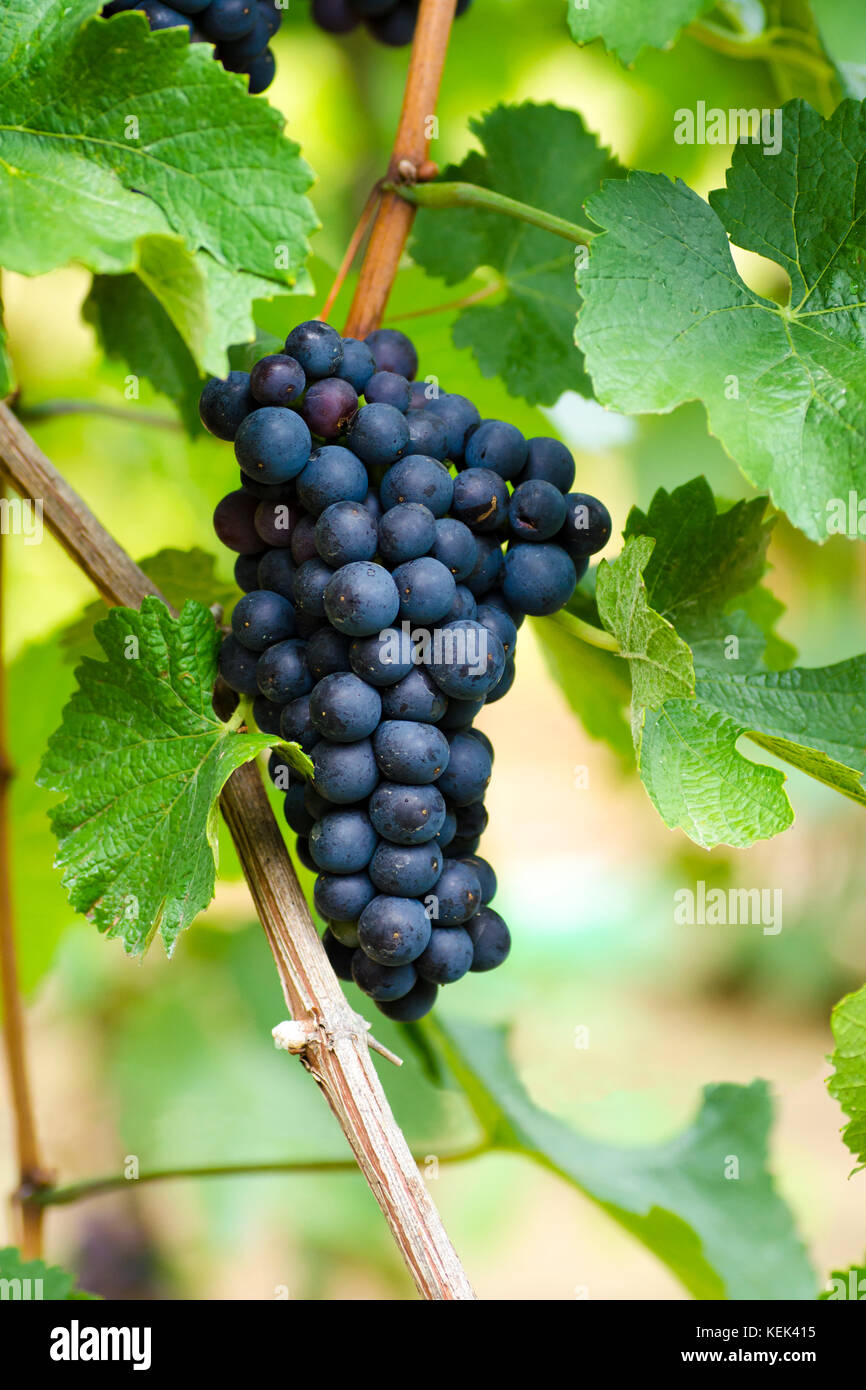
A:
687;20;835;81
385;181;596;245
13;399;181;431
26;1143;491;1209
553;608;621;654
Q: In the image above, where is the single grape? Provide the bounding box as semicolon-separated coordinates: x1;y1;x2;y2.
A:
234;551;263;592
346;403;410;467
312;738;379;803
218;633;260;695
235;407;312;484
358;895;431;965
314;871;376;923
451;468;509;532
290;513;319;566
312;0;360;33
301;377;359;440
257;548;296;598
435;731;492;806
295;836;317;872
284;783;315;836
425;393;481;462
558;493;613;558
306;627;351;681
475;602;518;659
352;953;417;1001
216;8;271;62
434;807;458;850
254;498;299;548
199;372;255;439
369;841;443;897
348;627;415;687
322;927;356;982
315;501;378;567
284;320;344;379
485;657;516;704
213;489;260;553
310;808;378;873
279;695;318;752
372;720;450;785
252;694;283;736
522;437;576;493
338;337;377;392
376;977;437;1022
508;479;567;542
328;918;361;948
267;749;294;789
368;782;447;845
443;585;477;624
455;801;488;841
380;455;453;517
380;668;447;723
464;419;527;480
246;48;275;95
458;854;497;904
293;557;335;620
426;619;506;702
304;783;331;821
297;445;368;516
466;906;511;972
198;0;257;41
135;3;196;33
502;543;576;616
231;589;295;651
364;327;418;380
405;410;449;461
462;534;505;597
415;927;474;984
310;672;382;743
323;562;400;636
436;696;483;731
377;502;436;566
392;556;457;625
364;370;411;412
249;353;305;406
256;638;313;703
430;858;482;925
431;517;477;580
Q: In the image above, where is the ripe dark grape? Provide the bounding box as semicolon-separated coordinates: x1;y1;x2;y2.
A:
463;534;505;597
458;854;497;904
314;871;376;923
235;408;312;485
431;517;477;580
416;927;474;985
352;953;417;1002
436;731;492;806
199;372;255;440
321;928;355;982
346;403;410;467
466;906;511;972
380;455;453;517
380;668;447;723
431;858;481;925
310;808;377;873
312;0;359;34
284;320;344;379
451;468;509;532
372;720;450;784
475;602;518;659
279;694;318;751
357;895;431;965
368;782;446;845
302;378;359;440
364;370;411;412
377;503;436;566
199;0;256;41
293;558;335;620
558;493;613;559
348;627;415;687
369;841;443;897
312;737;379;803
213;490;260;553
231;589;295;650
502;543;577;616
376;977;438;1022
298;446;368;516
250;354;306;407
218;633;260;695
135;3;197;33
435;807;457;850
405;410;449;461
306;627;351;680
523;437;576;493
464;419;528;480
256;638;312;702
509;479;567;542
251;695;283;736
426;619;506;702
323;562;400;636
290;513;319;566
437;695;483;732
455;801;488;841
338;337;377;392
103;0;280;91
393;556;456;625
444;586;477;624
310;672;382;742
486;657;515;703
364;328;418;379
426;393;481;462
257;548;296;598
315;501;378;567
284;781;316;836
254;499;299;550
235;551;264;592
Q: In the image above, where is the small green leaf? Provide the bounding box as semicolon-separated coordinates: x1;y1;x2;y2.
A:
38;597;275;955
827;986;866;1173
426;1018;815;1300
0;1247;99;1300
578;101;866;541
566;0;714;64
410;104;621;404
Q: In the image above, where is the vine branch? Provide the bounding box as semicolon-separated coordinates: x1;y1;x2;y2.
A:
386;180;596;245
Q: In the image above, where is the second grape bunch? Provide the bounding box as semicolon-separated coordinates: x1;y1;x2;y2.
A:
203;320;611;1021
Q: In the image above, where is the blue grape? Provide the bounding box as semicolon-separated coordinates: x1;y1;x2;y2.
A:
235;407;312;484
338;337;377;392
346;403;410;467
365;327;418;379
377;503;436;566
314;871;376;923
475;602;518;659
256;638;313;702
310;672;382;742
234;551;263;592
451;468;509;532
295;835;316;872
306;627;351;680
135;3;196;32
199;371;254;440
290;513;319;566
434;807;458;849
297;446;368;516
466;906;511;972
369;841;443;897
455;801;488;841
279;695;318;752
485;657;516;703
380;455;453;517
464;419;527;480
392;556;457;625
364;370;411;411
372;720;450;784
213;489;260;553
522;437;575;493
436;731;492;806
322;927;355;982
415;927;474;984
443;585;477;624
218;634;259;695
405;410;449;461
312;738;379;803
462;534;504;597
436;695;483;731
257;548;296;598
458;854;497;904
293;557;335;620
508;479;567;542
376;977;437;1021
323;562;400;636
380;668;447;723
502;543;576;616
431;517;477;580
284;319;344;378
231;589;295;651
425;393;481;462
358;895;431;965
284;782;315;836
476;586;523;629
310;808;377;873
368;2;418;45
368;782;446;845
352;953;417;1001
254;498;299;549
430;858;482;925
348;627;414;687
216;11;270;62
426;619;506;701
558;493;612;558
315;500;378;567
252;694;283;736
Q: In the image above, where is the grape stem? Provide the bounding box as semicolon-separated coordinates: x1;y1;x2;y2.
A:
12;398;181;431
385;180;597;245
553;608;621;654
687;20;835;82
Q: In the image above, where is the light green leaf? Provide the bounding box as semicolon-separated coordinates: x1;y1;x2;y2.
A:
37;597;276;956
427;1017;816;1300
0;1247;99;1300
566;0;714;64
578;100;866;541
827;986;866;1172
811;0;866;99
410;104;621;404
639;700;794;847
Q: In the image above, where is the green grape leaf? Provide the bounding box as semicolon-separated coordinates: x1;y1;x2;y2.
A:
533;615;634;766
827;986;866;1173
819;1263;866;1299
0;1248;99;1301
410;104;622;404
595;536;695;721
639;700;794;847
0;2;316;376
566;0;714;64
696;658;866;804
577;100;866;541
37;597;278;956
426;1018;816;1300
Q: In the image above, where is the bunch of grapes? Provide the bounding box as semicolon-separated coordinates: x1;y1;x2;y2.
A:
102;0;282;93
308;0;472;47
202;320;611;1021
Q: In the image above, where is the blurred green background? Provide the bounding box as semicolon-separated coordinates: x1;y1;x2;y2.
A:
1;0;864;1299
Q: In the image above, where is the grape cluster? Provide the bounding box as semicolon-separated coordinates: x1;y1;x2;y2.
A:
308;0;472;47
202;321;611;1021
102;0;282;93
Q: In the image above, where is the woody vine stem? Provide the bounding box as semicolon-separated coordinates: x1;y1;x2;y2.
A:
0;0;474;1300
